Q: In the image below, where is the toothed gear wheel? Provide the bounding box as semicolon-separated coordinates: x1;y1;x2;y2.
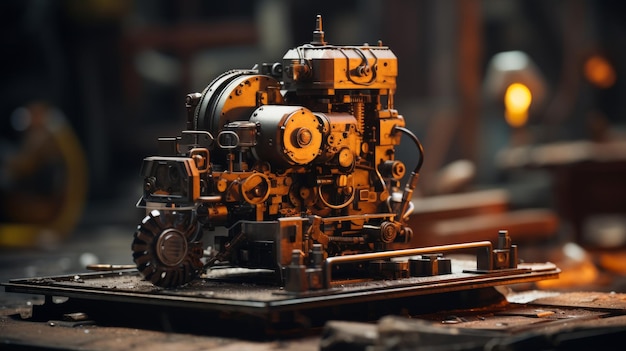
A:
132;210;204;288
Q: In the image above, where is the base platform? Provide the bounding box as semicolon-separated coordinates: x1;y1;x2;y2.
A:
2;260;559;331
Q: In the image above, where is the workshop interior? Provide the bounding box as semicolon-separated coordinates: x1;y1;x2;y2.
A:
1;0;626;349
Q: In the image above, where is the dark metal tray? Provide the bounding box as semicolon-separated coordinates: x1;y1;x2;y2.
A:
3;261;559;315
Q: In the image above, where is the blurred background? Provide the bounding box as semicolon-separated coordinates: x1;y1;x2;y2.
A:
1;0;625;293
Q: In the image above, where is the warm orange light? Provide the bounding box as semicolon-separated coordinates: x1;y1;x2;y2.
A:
504;83;532;128
584;55;616;89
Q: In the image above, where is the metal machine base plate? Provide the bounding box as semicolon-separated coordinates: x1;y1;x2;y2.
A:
3;261;559;317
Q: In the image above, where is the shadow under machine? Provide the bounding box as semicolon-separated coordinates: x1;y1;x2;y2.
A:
4;17;558;321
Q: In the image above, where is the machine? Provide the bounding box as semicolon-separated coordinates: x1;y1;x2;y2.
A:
131;16;518;292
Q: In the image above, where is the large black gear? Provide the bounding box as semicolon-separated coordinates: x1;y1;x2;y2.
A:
132;210;204;288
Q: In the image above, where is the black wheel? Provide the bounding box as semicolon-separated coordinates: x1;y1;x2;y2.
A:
132;210;204;288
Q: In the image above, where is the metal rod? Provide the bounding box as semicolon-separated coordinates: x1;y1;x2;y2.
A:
86;264;136;271
320;213;394;223
323;241;493;287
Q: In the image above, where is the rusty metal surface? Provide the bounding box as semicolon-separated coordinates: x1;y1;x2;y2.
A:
321;291;626;351
2;289;625;351
0;314;321;351
0;259;564;350
3;261;558;316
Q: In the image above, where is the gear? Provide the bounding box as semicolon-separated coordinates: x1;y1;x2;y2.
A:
132;210;204;288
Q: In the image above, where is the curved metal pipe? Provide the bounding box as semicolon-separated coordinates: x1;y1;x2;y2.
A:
392;126;425;224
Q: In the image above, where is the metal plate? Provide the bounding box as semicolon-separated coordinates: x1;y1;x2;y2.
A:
3;261;559;316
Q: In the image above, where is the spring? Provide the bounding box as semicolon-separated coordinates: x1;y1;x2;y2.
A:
351;96;365;134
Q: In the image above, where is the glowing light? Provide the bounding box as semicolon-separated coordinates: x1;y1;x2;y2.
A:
584;55;616;89
504;83;532;128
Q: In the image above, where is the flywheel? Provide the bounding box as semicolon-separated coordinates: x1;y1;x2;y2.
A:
132;210;204;288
